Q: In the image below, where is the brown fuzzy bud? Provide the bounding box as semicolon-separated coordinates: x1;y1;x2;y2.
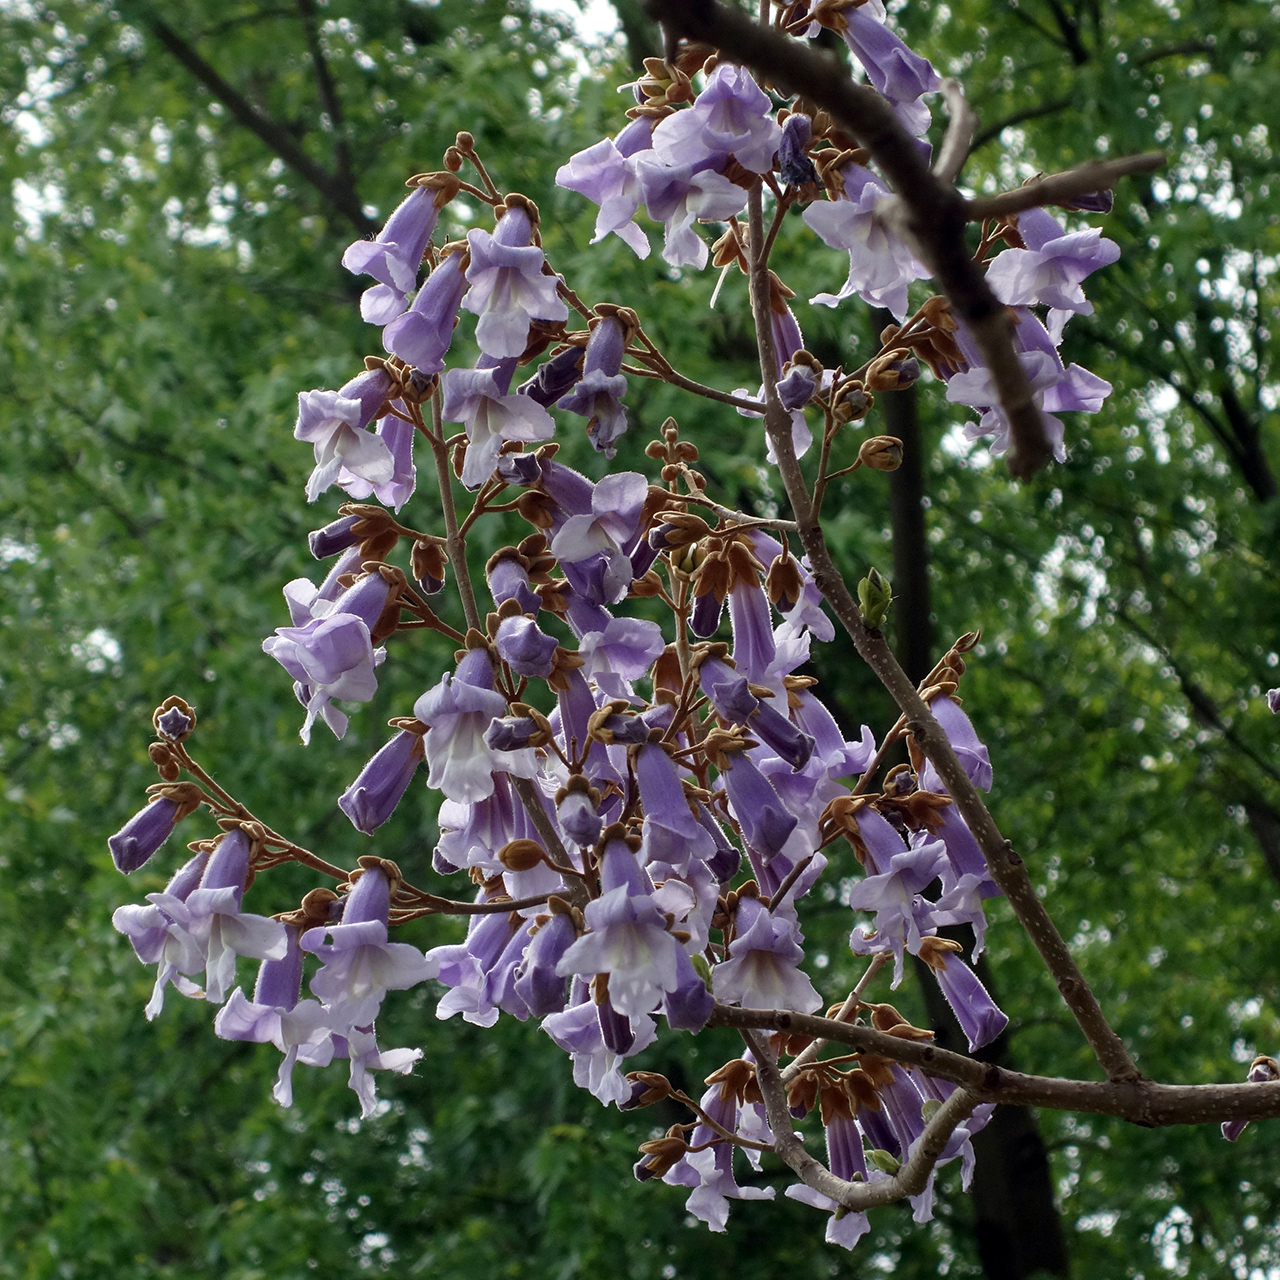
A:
497;839;547;873
858;435;904;471
148;742;182;782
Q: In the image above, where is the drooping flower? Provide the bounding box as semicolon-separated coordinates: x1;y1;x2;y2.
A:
915;937;1009;1051
108;782;204;874
804;164;927;319
294;368;395;503
650;62;782;175
557;314;631;457
441;358;557;491
555;117;654;258
633;153;749;270
713;896;822;1012
413;647;537;803
336;411;417;512
341;184;441;323
302;862;437;1030
339;726;426;835
382;247;468;374
985;206;1120;316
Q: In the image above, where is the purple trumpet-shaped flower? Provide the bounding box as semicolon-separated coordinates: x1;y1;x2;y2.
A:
441;358;557;491
633;153;749;270
302;864;437;1030
558;315;630;457
427;899;521;1027
917;939;1008;1051
946;348;1071;464
294;368;394;503
697;801;743;883
918;695;993;793
635;743;716;871
836;6;939;136
341;185;440;323
549;471;649;607
213;926;336;1107
778;113;817;188
484;714;543;755
651;62;781;174
1268;689;1280;715
382;247;468;374
576;617;665;701
463;204;569;359
112;849;209;1016
337;411;417;512
714;896;822;1012
513;910;578;1017
108;789;196;874
542;977;658;1106
985;206;1120;316
120;829;289;1017
1222;1056;1280;1141
556;839;684;1018
698;654;814;770
263;608;386;745
846;839;948;983
929;869;994;958
728;575;776;685
339;727;426;835
803;164;927;319
414;648;538;803
555;118;654;258
721;746;797;862
494;613;558;679
663;1079;775;1231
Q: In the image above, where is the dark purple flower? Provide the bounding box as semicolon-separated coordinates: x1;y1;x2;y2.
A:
557;315;630;457
154;705;194;741
518;344;585;406
339;728;426;835
923;944;1009;1051
309;515;361;561
778;113;817;187
513;910;577;1017
721;749;798;863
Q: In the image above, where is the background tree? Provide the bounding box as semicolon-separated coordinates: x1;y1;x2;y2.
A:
0;1;1276;1277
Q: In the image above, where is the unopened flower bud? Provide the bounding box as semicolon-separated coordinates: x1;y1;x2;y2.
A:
153;697;196;742
498;838;546;873
857;567;893;629
412;539;448;595
108;782;205;874
858;435;904;471
148;742;182;782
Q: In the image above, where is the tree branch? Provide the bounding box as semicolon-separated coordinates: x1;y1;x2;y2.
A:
741;1028;978;1210
966;151;1165;219
718;1007;1280;1127
142;12;373;234
295;0;354;192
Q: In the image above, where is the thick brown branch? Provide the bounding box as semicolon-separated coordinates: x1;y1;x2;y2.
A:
718;1006;1280;1127
644;0;1052;477
144;14;373;234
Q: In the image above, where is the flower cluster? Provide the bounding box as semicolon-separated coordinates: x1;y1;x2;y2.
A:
104;5;1200;1252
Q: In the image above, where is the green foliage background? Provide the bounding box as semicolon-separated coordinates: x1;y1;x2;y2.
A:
0;0;1277;1276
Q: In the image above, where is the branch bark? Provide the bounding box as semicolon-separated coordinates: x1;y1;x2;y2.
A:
142;12;374;234
716;1005;1280;1127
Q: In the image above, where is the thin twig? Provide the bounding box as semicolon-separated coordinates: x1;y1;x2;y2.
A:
932;79;979;185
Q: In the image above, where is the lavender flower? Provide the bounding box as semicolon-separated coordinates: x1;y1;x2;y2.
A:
413;648;537;803
650;62;781;175
803;165;927;319
382;248;468;374
294;368;394;503
337;411;417;512
985;207;1120;316
555;119;654;258
341;185;440;323
633;153;749;270
463;204;568;359
108;785;201;874
713;897;822;1012
339;727;426;835
302;864;436;1030
441;358;556;491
